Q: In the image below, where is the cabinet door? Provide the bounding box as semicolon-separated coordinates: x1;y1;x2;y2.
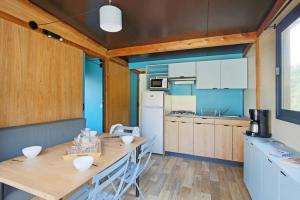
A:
251;144;263;200
196;60;221;89
279;170;300;200
261;156;280;200
164;120;178;152
178;122;194;154
233;126;248;162
220;58;247;89
193;123;214;157
243;137;251;191
214;125;232;160
168;62;196;77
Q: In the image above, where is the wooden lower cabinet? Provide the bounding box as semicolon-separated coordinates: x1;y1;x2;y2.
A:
214;125;233;160
193;123;214;157
164;120;179;152
178;122;194;154
233;126;248;162
164;116;249;162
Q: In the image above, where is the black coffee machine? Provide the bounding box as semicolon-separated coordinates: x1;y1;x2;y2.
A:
246;109;271;138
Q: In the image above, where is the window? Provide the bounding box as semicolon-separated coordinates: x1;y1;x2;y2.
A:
276;4;300;124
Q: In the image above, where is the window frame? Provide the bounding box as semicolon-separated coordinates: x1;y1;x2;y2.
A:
276;4;300;125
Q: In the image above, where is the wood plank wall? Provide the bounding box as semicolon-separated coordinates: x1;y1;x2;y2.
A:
0;18;83;128
104;59;130;131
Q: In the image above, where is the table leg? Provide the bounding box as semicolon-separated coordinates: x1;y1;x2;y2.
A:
0;183;4;200
135;146;141;197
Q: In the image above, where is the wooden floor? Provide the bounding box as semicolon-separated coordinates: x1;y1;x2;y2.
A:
124;155;251;200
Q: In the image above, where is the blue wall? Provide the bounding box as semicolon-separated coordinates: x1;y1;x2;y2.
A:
129;53;245;117
130;72;139;126
84;57;103;132
129;53;242;69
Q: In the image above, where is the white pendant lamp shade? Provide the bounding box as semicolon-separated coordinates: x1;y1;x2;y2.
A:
99;5;122;32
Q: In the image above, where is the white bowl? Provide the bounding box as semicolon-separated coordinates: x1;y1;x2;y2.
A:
90;131;97;137
73;156;94;172
121;135;134;145
22;146;42;159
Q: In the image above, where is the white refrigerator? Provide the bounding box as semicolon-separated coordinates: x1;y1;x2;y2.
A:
141;91;164;154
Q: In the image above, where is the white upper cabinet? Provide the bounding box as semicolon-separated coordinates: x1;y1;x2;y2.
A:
168;62;196;77
196;60;221;89
195;58;248;89
220;58;248;89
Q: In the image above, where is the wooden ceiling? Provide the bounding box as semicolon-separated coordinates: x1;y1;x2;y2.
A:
30;0;276;50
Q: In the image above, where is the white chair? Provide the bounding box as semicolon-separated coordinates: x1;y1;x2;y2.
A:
118;136;156;199
68;153;131;200
109;124;140;137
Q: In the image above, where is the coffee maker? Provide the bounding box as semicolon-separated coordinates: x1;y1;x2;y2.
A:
247;109;271;138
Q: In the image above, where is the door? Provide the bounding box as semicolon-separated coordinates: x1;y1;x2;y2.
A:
214;125;232;160
142;91;164;108
196;60;221;89
220;58;247;89
233;126;248;162
279;170;300;200
178;121;194;154
130;72;139;126
194;123;214;157
141;106;164;154
164;120;179;152
261;156;280;200
251;144;263;200
84;57;103;132
244;137;251;190
168;62;196;77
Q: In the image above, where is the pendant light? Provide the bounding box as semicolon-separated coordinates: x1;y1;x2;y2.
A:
99;0;122;32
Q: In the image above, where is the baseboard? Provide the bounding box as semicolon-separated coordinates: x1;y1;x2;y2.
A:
164;151;243;167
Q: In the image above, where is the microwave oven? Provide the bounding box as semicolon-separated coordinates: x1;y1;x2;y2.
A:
149;77;168;90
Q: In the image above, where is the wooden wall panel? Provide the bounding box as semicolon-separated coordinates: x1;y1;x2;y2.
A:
0;18;83;128
104;59;130;131
0;0;107;60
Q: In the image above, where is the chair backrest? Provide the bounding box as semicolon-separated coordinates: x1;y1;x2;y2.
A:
135;136;156;177
109;124;140;137
88;153;131;200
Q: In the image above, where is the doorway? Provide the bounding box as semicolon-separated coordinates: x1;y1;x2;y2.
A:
84;55;103;132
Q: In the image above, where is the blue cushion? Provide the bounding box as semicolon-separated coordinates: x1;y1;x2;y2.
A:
4;185;33;200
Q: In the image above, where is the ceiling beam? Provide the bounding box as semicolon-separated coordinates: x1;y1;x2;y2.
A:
107;32;257;57
257;0;288;36
0;0;108;60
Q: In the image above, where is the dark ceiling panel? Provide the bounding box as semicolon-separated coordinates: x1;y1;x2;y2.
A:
30;0;275;49
208;0;276;36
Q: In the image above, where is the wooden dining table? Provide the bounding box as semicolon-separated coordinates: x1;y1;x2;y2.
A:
0;133;146;200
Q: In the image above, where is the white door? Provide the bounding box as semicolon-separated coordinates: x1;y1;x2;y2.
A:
168;62;196;77
142;91;164;108
141;106;164;154
279;171;300;200
261;156;280;200
220;58;247;89
196;60;221;89
244;137;251;190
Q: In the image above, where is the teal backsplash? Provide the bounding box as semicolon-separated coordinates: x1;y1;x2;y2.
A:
168;84;244;116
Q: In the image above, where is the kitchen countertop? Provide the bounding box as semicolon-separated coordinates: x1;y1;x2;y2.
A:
165;114;250;121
